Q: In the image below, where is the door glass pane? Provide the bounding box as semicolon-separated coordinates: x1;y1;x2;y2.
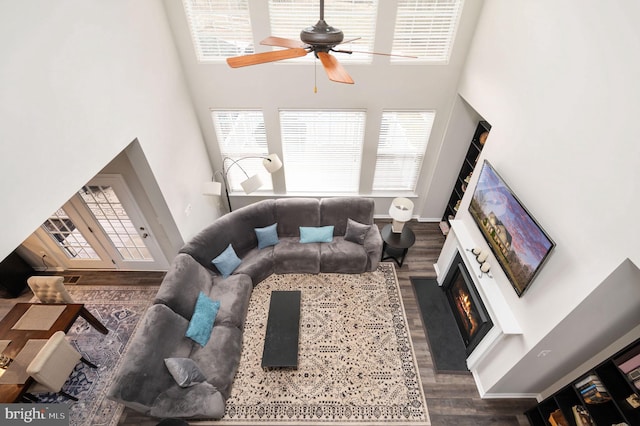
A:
42;209;100;259
79;185;154;261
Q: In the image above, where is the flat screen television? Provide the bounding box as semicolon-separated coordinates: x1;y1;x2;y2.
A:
468;160;555;297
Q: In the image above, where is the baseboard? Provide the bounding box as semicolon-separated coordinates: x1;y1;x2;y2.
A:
33;266;64;272
417;217;442;223
471;370;539;399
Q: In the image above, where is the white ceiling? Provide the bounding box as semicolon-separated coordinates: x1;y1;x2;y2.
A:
162;0;485;204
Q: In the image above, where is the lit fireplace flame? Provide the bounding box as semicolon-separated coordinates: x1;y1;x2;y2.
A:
456;289;478;336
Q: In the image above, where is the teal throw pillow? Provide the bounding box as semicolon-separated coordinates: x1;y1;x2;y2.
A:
255;223;279;249
164;357;206;387
185;292;220;347
299;226;334;243
211;244;241;278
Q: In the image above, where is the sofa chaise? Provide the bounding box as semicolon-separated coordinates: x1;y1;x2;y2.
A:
107;197;382;419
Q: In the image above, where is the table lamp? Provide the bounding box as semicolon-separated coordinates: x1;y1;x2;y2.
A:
389;197;414;233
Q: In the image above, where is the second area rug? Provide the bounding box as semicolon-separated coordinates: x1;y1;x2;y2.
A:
214;263;430;425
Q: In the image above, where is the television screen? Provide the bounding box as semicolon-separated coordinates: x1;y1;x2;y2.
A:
469;161;555;297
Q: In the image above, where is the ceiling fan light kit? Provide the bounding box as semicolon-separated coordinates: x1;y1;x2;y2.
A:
226;0;411;85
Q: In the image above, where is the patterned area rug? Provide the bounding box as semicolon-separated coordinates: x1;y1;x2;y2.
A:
215;263;429;425
30;285;158;426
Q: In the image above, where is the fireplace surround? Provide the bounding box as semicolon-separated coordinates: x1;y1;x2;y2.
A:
436;220;523;392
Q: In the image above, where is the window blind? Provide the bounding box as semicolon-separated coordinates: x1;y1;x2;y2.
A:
268;0;378;63
211;110;272;192
372;111;435;191
182;0;254;62
391;0;463;63
280;110;365;193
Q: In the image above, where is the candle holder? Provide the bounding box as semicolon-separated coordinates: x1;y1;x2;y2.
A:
479;261;493;278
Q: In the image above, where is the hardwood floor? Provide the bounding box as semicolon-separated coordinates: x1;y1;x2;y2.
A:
0;220;536;425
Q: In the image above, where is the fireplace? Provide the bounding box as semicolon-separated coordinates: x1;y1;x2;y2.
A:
443;252;493;355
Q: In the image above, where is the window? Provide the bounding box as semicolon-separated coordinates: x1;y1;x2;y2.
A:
391;0;464;62
182;0;254;62
372;111;435;192
268;0;378;63
211;110;272;192
42;209;100;259
280;110;365;193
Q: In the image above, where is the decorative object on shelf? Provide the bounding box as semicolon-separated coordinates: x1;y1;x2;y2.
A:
479;261;492;278
466;247;493;278
479;131;489;146
548;408;569;426
469;160;555;297
203;154;283;212
389;197;414;233
571;405;595;426
575;374;611;404
441;120;490;228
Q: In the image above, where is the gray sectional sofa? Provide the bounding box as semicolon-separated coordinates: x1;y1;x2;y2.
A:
107;197;382;419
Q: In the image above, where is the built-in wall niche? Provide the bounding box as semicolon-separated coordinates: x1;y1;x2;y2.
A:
442;120;491;228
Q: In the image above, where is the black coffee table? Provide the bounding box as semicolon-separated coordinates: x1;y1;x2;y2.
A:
261;290;301;369
380;223;416;267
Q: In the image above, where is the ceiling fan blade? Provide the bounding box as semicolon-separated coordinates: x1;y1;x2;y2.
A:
260;36;305;49
333;49;418;59
317;52;354;84
227;48;308;68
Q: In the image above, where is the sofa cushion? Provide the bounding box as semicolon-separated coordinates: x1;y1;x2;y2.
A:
164;358;206;388
209;274;252;329
186;292;220;346
107;304;193;412
276;198;320;237
211;244;242;278
255;223;279;249
273;237;321;274
344;218;371;245
234;247;274;286
154;253;215;320
190;324;243;399
320;197;374;235
320;237;369;273
150;381;225;419
299;226;334;243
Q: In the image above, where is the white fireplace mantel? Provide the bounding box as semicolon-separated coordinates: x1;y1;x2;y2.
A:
435;220;522;371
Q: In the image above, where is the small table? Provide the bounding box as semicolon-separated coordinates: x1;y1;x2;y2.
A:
380;224;416;267
0;303;108;402
261;291;301;369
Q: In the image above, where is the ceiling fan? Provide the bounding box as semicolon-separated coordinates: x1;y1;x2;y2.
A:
226;0;414;85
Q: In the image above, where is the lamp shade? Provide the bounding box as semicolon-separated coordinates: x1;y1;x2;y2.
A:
389;198;414;221
389;197;414;233
202;181;222;196
262;153;283;173
240;174;265;194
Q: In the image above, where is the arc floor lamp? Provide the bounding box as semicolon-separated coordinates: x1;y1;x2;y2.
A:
202;154;283;212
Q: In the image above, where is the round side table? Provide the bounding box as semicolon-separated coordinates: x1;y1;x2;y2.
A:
380;224;415;267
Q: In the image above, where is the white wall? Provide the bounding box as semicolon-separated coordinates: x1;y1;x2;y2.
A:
454;0;640;396
0;0;221;262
